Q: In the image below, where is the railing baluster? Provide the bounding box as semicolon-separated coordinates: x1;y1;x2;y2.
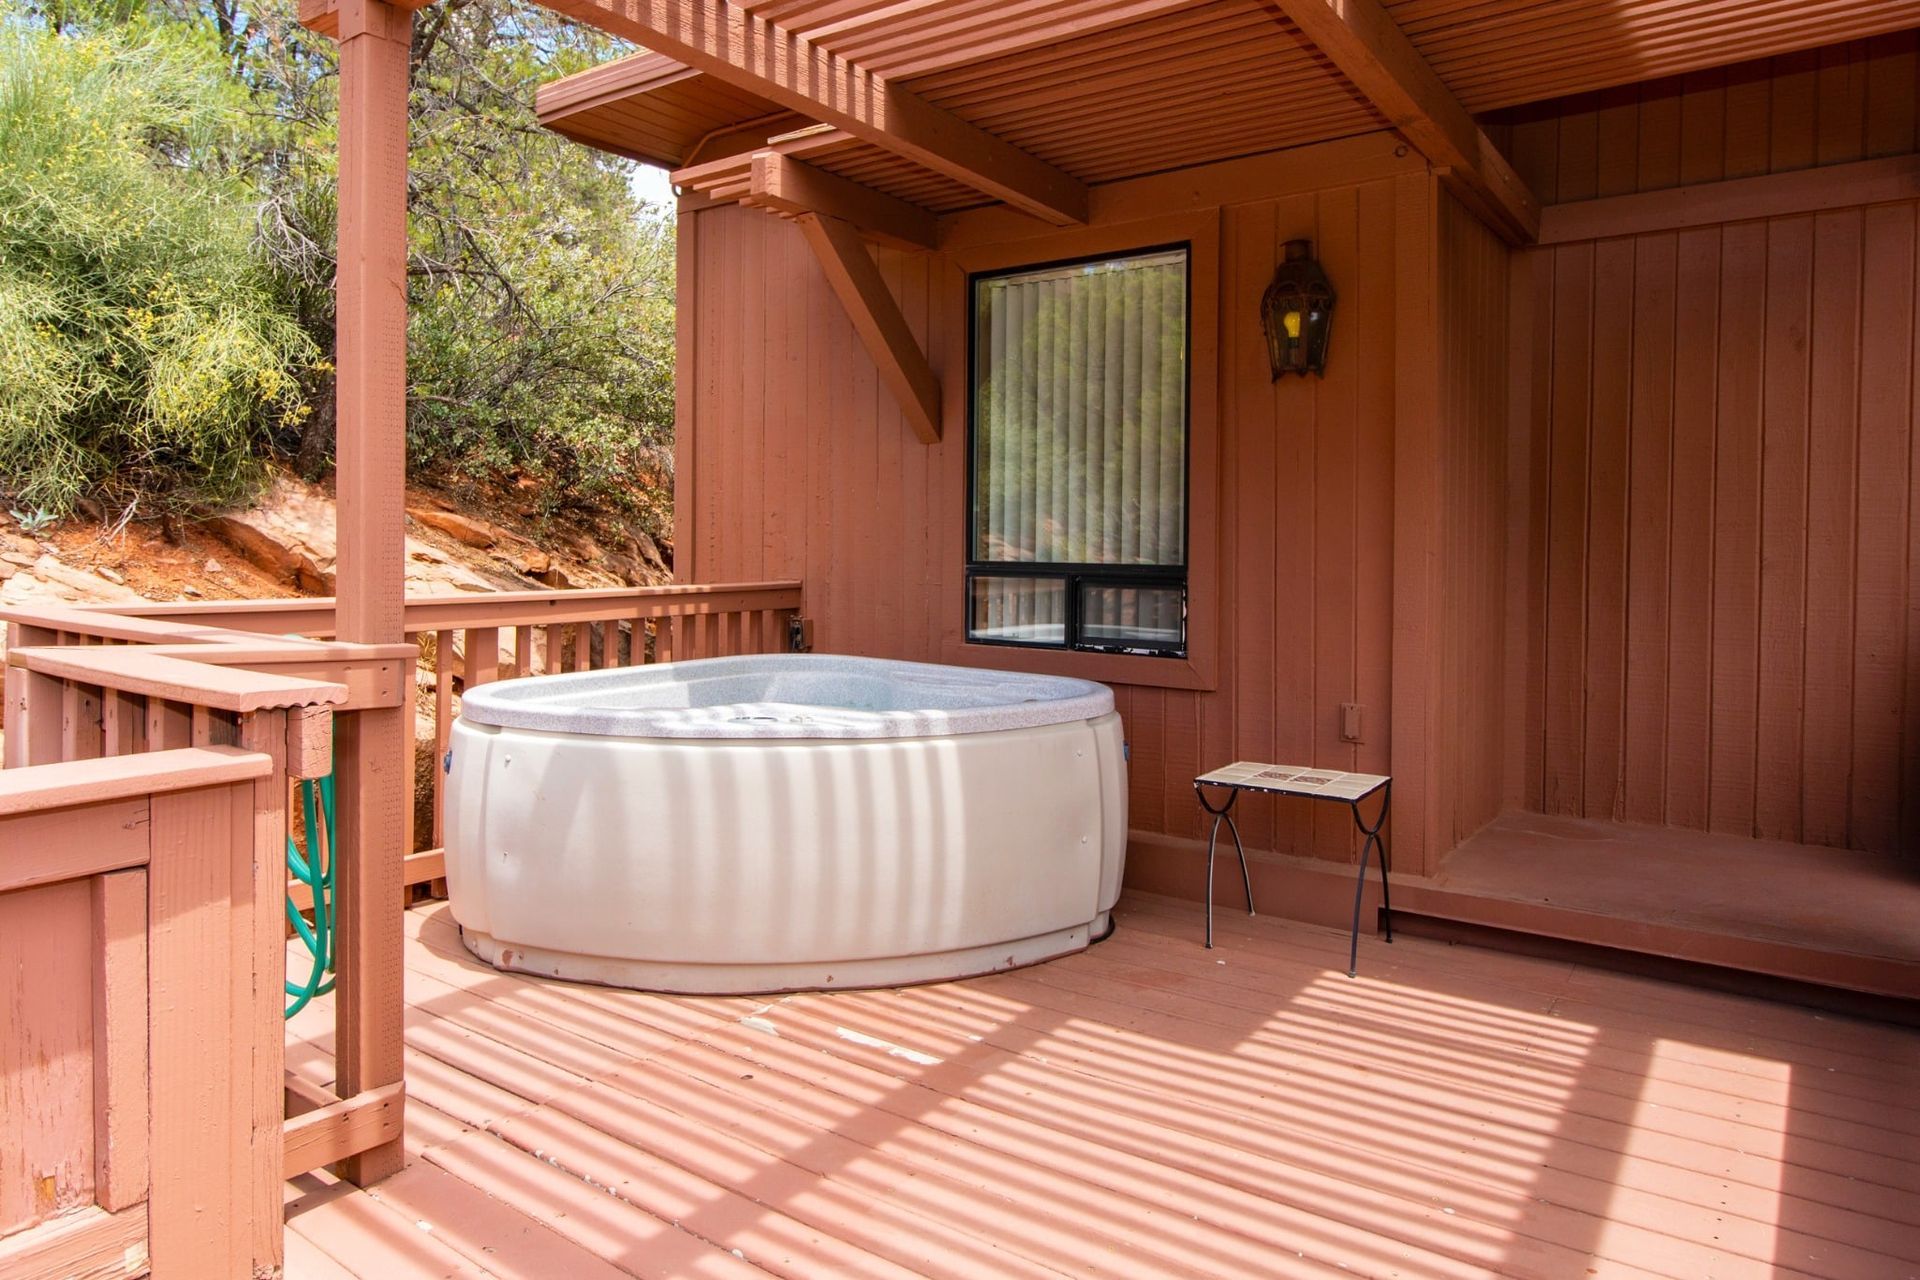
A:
543;624;563;674
433;630;454;850
102;689;127;756
513;626;533;679
466;627;499;689
572;622;591;672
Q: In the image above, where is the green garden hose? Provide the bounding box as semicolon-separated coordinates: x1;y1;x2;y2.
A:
285;767;336;1018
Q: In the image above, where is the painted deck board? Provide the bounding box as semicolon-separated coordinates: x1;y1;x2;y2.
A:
287;895;1920;1279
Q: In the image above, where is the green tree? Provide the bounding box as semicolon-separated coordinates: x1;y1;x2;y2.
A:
0;11;315;516
2;0;675;535
231;0;676;530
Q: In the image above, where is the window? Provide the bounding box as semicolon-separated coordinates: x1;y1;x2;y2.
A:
966;246;1190;656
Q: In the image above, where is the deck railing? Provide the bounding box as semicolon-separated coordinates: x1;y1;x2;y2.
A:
0;620;357;1275
0;580;799;1271
94;581;804;862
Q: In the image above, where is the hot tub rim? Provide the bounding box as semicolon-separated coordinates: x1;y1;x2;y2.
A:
455;652;1117;740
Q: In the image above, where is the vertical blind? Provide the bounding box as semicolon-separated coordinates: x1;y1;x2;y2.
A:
971;248;1189;568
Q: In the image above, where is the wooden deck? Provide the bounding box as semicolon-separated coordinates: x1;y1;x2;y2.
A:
1396;813;1920;999
283;894;1920;1279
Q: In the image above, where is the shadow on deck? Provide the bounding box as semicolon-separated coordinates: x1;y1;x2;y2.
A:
284;892;1920;1278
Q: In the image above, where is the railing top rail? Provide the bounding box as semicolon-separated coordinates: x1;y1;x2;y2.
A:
81;581;805;638
0;745;271;817
9;646;349;713
398;582;803;633
128;642;418;666
0;602;325;648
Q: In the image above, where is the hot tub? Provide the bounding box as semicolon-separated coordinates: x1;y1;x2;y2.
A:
442;654;1127;994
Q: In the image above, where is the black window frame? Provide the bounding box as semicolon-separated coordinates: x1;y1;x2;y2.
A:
963;243;1194;659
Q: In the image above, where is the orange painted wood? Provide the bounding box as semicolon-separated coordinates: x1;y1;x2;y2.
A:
324;0;414;1191
330;701;411;1187
796;212;941;443
1800;209;1862;847
0;1204;148;1280
89;870;147;1215
0;801;149;894
1541;240;1592;814
513;624;534;678
1433;191;1511;846
1620;233;1675;826
1851;201;1913;854
283;1083;406;1179
553;0;1088;223
0;880;94;1237
1708;221;1766;837
1754;214;1812;842
7;645;346;714
97;580;801;634
0;746;271;818
1499;36;1920;204
1538;152;1920;243
1581;235;1632;822
18;670;64;766
463;626;498;688
1518;167;1919;852
1269;0;1539;242
1662;225;1720;831
286;705;334;780
280;895;1920;1278
746;150;938;249
236;711;288;1270
146;781;242;1275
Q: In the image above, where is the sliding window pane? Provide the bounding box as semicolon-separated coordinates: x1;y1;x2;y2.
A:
968;575;1067;646
1079;583;1185;653
972;249;1188;568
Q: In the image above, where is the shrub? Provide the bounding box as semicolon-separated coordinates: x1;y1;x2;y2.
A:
0;14;315;517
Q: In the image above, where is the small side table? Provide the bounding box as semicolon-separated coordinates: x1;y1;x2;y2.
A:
1193;763;1393;976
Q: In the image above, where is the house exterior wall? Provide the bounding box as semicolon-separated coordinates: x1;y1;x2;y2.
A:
676;136;1458;888
1489;31;1920;202
1434;192;1515;853
1504;41;1920;855
676;34;1920;885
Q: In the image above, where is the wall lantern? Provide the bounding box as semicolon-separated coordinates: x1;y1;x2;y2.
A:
1260;239;1336;379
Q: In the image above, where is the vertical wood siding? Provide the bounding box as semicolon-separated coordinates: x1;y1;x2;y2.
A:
1489;32;1920;202
0;880;95;1235
1511;47;1920;854
1434;192;1513;851
686;178;1404;868
1525;204;1919;853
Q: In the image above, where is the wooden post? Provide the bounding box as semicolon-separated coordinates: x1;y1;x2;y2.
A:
320;0;413;1186
237;710;289;1269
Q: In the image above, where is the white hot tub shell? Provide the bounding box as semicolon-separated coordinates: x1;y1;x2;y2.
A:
443;654;1128;994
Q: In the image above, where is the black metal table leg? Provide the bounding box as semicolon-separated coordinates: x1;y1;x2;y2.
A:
1194;784;1254;948
1345;780;1392;977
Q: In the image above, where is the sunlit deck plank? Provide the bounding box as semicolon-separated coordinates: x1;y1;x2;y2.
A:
288;893;1920;1279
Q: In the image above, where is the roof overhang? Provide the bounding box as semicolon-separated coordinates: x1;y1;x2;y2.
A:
534;0;1920;246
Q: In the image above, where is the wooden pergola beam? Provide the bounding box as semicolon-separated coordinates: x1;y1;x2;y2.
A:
795;213;941;444
746;152;938;251
541;0;1088;225
1267;0;1539;244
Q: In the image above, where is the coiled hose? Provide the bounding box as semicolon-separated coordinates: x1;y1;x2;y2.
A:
285;768;336;1018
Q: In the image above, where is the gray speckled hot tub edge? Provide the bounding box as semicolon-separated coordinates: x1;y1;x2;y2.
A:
456;653;1115;739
